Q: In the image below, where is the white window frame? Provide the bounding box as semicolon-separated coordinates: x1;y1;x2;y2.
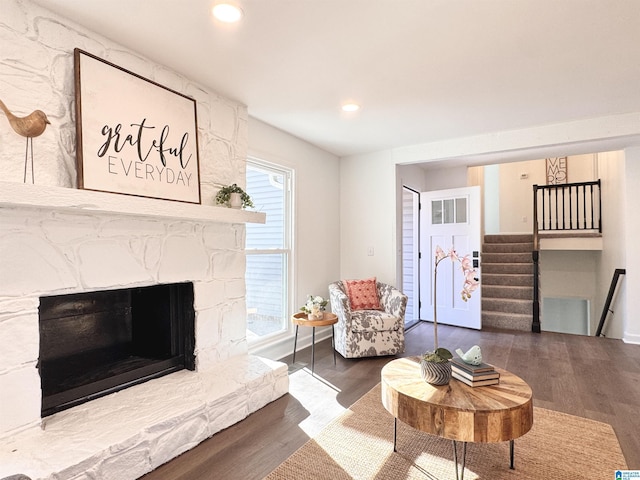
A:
245;156;294;349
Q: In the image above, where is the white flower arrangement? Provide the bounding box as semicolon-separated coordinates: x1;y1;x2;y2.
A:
300;294;328;317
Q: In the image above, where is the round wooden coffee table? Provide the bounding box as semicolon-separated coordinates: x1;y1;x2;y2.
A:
291;312;338;374
381;356;533;479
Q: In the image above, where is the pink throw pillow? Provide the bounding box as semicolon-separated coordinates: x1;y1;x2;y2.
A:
343;277;382;310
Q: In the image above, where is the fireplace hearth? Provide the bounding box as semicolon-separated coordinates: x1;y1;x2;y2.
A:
38;282;195;417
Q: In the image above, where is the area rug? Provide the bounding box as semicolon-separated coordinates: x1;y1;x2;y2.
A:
264;383;627;480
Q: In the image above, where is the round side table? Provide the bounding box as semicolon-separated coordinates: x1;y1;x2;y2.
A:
291;312;338;374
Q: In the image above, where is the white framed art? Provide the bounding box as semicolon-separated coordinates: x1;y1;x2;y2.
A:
74;49;201;204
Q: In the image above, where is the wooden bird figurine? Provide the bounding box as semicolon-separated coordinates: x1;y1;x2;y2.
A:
0;99;50;183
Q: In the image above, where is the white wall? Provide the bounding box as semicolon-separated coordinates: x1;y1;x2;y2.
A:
567;154;597;182
540;250;599;333
422;165;469;191
397;163;429;193
248;118;341;359
340;150;397;284
623;149;640;344
595;151;626;338
498;160;545;233
484;164;500;234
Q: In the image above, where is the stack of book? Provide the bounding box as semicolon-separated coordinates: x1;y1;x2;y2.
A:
451;358;500;387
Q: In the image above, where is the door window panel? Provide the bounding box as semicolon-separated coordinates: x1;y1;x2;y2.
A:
432;196;468;225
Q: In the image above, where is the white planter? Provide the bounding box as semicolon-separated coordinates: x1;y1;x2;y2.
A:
229;192;243;209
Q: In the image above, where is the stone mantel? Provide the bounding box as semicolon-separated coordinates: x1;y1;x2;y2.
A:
0;181;266;224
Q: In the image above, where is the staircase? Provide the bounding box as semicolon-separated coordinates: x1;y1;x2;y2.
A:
481;234;534;331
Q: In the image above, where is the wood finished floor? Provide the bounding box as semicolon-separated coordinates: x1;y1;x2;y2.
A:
141;323;640;479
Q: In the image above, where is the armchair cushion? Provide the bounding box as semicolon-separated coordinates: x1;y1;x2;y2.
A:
351;310;401;332
343;277;382;310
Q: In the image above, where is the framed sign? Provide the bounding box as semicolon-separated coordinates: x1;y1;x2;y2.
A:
546;157;568;185
74;49;201;204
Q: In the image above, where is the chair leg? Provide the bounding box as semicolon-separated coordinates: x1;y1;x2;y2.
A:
332;325;336;365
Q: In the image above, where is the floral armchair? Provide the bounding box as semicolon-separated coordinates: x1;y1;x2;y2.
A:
328;280;407;358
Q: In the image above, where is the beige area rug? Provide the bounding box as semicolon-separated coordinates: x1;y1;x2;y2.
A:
265;384;627;480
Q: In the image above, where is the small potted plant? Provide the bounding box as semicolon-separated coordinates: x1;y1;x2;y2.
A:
421;246;479;385
215;183;254;209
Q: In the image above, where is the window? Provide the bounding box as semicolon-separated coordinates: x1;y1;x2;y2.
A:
245;158;293;343
431;197;468;224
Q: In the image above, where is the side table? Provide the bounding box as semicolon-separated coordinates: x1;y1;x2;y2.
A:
291;312;338;374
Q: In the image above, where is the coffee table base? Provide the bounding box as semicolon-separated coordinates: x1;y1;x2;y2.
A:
452;440;467;480
393;418;516;480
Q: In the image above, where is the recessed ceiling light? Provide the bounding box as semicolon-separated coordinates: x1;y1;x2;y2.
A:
212;3;243;23
342;103;360;112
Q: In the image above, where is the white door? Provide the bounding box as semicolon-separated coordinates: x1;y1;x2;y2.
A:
419;186;481;329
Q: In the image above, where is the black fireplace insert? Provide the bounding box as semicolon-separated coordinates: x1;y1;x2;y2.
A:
38;282;195;417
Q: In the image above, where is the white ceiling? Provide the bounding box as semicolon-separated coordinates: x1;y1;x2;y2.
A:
33;0;640;158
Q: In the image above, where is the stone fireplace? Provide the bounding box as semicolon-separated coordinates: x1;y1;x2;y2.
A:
0;183;288;480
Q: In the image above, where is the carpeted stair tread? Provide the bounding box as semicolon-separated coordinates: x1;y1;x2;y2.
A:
482;285;532;300
482;273;533;287
484;233;533;243
483;297;531;315
482;252;531;264
482;262;533;274
482;311;532;331
483;242;533;253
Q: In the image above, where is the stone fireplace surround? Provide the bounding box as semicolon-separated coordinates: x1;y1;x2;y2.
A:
0;182;289;480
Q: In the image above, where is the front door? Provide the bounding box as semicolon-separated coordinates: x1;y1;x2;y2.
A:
419;186;481;329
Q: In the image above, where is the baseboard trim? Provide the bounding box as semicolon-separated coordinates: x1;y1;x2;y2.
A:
623;332;640;345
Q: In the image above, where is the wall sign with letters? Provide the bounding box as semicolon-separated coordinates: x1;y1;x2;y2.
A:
74;49;201;204
545;157;568;185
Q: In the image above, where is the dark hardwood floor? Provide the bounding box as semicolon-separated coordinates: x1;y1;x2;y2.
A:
141;323;640;479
